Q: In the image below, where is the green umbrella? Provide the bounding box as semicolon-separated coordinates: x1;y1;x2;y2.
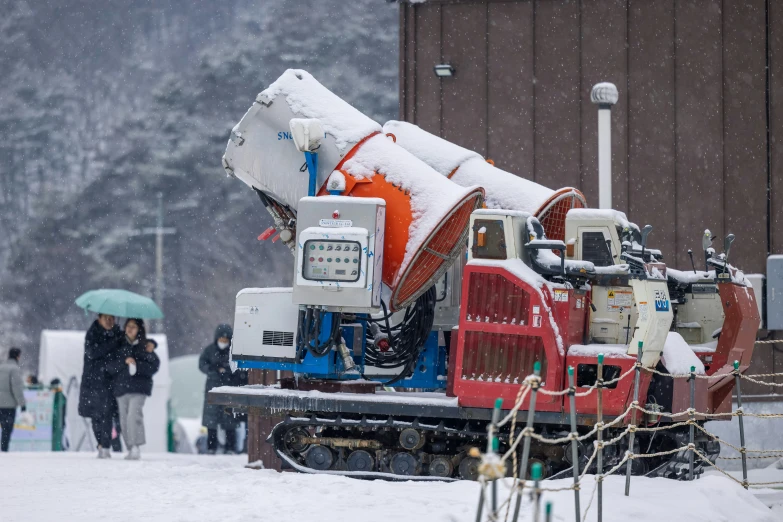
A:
75;289;164;319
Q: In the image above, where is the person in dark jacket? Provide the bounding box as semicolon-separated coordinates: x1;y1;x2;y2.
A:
79;314;122;458
0;348;26;452
199;324;242;454
107;318;159;460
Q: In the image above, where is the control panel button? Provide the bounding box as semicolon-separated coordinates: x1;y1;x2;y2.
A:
335;245;342;251
335;258;341;263
343;258;349;263
310;245;315;250
352;246;359;251
351;270;358;275
327;245;333;251
353;258;358;264
318;257;323;262
319;245;324;250
327;258;332;262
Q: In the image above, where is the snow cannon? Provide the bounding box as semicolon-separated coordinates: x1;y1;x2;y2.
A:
382;121;587;241
222;70;483;311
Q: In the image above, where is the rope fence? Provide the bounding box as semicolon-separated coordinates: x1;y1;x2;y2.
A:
473;353;783;522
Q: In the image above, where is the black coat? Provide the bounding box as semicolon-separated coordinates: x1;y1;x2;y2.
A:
199;339;243;429
78;320;122;417
107;338;160;397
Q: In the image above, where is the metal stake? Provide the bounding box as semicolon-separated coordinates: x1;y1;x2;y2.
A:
511;361;541;522
597;353;604;522
688;365;696;481
490;398;503;516
475;483;485;522
532;462;543;522
624;342;643;496
567;367;581;521
734;360;749;489
544;502;553;522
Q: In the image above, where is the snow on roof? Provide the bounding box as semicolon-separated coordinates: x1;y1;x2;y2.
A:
667;267;750;287
383;121;554;213
260;69;382;154
567;208;639;231
473;208;532;219
662;332;706;375
338;133;479;274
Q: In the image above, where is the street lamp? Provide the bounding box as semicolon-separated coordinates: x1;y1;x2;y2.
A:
434;64;455;78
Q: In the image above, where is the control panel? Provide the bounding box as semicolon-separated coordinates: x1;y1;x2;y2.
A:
293;196;385;312
303;240;362;282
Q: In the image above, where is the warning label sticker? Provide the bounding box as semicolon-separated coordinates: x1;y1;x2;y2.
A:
553;289;569;302
638;302;649;322
606;288;633;313
533;315;542;328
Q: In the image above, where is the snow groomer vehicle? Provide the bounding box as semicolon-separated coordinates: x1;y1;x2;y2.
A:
209;70;760;480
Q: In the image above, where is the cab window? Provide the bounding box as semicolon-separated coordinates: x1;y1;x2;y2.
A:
582;231;613;266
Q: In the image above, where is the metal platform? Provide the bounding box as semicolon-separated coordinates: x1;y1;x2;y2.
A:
207;385;597;425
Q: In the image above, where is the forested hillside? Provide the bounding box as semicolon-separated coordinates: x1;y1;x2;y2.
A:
0;0;398;364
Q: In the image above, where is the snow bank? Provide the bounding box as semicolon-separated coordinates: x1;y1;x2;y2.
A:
261;69;381;154
338;132;479;274
0;452;777;522
383;121;554;213
661;332;705;374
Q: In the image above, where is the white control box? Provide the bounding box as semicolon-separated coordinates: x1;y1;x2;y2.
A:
293;196;385;312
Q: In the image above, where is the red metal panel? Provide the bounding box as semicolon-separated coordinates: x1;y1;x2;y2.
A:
453;263;565;410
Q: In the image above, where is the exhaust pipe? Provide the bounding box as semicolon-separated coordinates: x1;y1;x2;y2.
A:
591;83;619;209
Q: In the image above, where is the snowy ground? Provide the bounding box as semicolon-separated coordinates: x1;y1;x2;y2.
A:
0;452;781;522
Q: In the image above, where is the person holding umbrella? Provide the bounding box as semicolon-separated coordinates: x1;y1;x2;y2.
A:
107;318;159;460
75;289;164;459
79;313;122;458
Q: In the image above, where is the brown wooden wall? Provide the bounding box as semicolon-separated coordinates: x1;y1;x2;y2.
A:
398;0;782;393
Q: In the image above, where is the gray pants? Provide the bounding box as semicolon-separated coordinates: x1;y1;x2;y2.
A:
116;393;147;448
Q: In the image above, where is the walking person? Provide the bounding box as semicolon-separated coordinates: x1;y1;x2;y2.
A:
0;348;26;452
107;319;159;460
79;313;122;458
199;324;241;454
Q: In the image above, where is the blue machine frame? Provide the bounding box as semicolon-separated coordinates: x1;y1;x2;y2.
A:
234;312;447;390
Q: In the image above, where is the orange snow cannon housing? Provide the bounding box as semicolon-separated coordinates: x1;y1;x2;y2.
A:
320;132;484;311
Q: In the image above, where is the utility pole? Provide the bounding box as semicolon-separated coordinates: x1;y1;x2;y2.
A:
135;193;176;333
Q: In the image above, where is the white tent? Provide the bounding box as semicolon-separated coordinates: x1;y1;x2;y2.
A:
38;330;171;453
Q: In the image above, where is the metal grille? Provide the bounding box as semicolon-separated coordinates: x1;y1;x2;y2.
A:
538;189;586;242
392;189;483;310
460;331;547;383
465;271;530;325
262;330;295;347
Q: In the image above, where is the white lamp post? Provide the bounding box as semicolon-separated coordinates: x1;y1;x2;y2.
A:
590;83;619;210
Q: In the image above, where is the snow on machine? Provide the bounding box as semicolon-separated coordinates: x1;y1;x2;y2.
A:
210;70;760;480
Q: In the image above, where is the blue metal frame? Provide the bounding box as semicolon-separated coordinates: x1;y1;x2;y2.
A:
235;322;447;390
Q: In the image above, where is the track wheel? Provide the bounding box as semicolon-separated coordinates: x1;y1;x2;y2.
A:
429;456;454;478
390;452;419;476
283;427;311;453
459;456;480;481
305;445;334;471
346;450;375;472
399;428;425;451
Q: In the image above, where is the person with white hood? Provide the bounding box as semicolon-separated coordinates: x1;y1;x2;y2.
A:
198;324;241;454
107;318;159;460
